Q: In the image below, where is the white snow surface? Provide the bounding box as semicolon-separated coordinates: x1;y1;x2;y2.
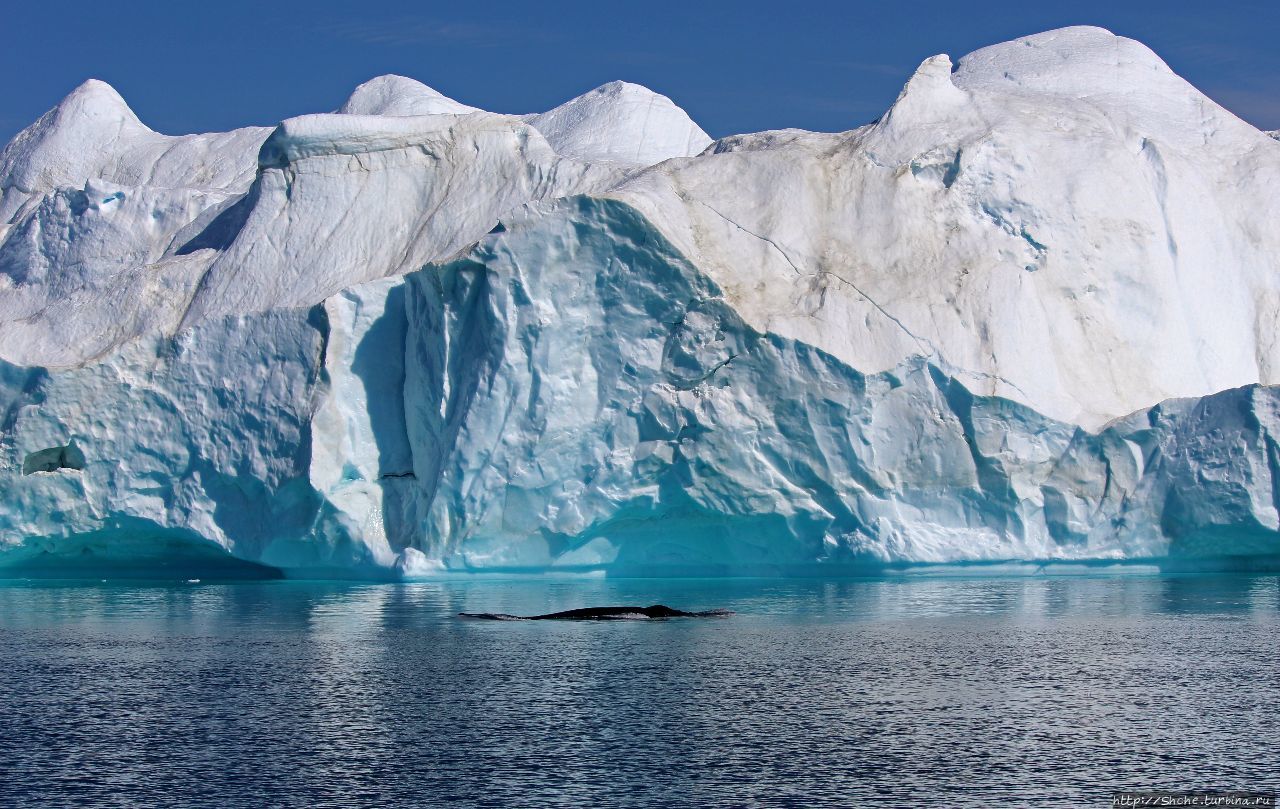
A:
525;81;712;165
0;79;268;222
336;75;480;117
612;27;1280;428
1;26;1279;576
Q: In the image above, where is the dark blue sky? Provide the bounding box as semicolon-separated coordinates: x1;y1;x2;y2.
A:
2;1;1277;144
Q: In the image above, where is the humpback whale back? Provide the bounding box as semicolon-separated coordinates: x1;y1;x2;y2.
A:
458;604;734;621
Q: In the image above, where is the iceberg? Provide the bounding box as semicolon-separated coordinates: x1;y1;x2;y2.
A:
1;26;1278;577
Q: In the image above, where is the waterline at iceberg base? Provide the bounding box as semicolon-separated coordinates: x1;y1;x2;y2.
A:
2;27;1279;578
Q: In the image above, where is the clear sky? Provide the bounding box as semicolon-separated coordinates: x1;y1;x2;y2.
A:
2;0;1276;144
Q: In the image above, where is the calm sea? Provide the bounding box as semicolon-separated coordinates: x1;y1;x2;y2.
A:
1;574;1277;807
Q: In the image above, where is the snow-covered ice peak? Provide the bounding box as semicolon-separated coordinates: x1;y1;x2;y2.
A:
608;26;1280;429
867;52;974;153
0;79;270;225
950;26;1268;151
879;54;969;127
953;25;1173;92
337;74;479;117
1;80;149;197
22;78;144;136
526;80;712;165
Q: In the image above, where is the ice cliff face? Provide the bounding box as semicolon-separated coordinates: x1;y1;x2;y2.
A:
2;26;1278;577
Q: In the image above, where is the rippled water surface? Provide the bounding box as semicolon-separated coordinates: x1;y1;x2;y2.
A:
1;574;1278;807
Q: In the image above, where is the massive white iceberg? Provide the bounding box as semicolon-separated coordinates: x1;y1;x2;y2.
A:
1;26;1278;577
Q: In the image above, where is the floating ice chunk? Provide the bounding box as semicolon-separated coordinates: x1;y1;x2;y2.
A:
1;28;1278;577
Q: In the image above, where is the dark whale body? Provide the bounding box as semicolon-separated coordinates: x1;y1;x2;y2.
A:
459;604;733;621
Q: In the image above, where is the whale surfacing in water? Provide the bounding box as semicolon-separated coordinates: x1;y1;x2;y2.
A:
458;604;733;621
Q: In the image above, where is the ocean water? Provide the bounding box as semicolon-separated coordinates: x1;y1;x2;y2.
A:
1;574;1277;808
